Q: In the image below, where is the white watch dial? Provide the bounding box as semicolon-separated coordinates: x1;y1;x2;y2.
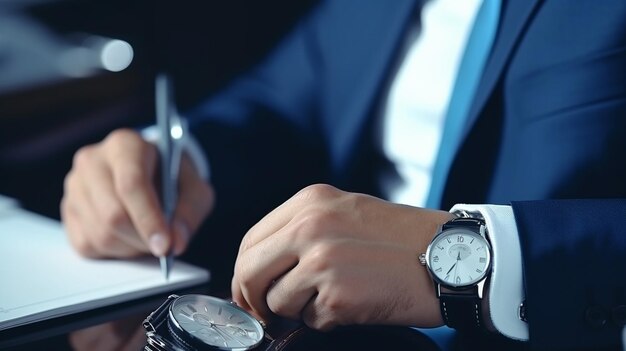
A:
169;295;264;350
427;228;491;287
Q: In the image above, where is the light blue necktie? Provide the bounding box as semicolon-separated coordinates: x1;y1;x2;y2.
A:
426;0;501;208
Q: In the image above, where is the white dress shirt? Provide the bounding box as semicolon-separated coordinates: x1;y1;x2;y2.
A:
378;0;528;340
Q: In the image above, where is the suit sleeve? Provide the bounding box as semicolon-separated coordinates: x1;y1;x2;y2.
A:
512;199;626;351
178;5;332;291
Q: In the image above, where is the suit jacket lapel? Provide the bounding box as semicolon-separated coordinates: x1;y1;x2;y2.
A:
461;0;544;139
332;0;421;176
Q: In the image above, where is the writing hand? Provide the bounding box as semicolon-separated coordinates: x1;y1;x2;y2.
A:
61;129;214;259
231;184;456;331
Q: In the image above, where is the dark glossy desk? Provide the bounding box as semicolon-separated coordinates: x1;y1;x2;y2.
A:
0;286;527;351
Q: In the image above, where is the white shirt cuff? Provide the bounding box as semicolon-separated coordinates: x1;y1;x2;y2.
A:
141;123;211;181
450;204;528;341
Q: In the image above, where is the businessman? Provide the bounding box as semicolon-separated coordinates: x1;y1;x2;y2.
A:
61;0;626;349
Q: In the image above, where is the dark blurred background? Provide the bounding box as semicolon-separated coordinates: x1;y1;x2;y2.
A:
0;0;317;218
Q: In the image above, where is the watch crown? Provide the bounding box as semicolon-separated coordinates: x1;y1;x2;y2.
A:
418;253;427;266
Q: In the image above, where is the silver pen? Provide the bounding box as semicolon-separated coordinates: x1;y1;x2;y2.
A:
155;73;184;281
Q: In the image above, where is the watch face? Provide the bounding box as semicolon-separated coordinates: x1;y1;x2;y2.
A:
426;228;491;288
168;294;264;350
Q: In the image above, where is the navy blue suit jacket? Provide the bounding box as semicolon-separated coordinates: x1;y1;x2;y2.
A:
186;0;626;349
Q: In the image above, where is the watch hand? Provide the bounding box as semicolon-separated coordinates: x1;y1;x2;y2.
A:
212;324;245;346
214;324;247;346
225;324;253;339
446;262;457;275
212;322;249;336
453;256;460;283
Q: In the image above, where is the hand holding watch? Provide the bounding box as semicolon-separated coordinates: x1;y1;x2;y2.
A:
143;211;492;350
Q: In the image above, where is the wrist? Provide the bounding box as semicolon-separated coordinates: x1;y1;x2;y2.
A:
419;211;493;331
415;209;458;256
407;209;458;327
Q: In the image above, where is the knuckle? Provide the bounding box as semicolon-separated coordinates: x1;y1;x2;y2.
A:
304;243;337;273
318;292;349;324
295;184;339;202
105;128;139;146
72;145;95;167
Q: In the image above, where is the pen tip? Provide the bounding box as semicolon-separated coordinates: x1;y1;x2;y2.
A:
159;255;171;281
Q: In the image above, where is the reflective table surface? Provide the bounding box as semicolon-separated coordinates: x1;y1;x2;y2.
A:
0;286;527;351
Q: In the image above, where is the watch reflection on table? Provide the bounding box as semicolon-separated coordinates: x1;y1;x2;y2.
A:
69;315;147;351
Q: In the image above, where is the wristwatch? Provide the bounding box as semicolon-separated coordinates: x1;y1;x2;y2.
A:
143;294;305;351
419;210;492;330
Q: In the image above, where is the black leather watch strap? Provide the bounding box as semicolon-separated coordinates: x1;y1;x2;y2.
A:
435;211;489;332
263;318;307;351
439;291;483;330
442;217;484;231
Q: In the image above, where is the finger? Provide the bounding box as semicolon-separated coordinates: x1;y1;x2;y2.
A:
62;150;104;257
231;273;258;321
171;155;215;255
239;197;302;254
301;295;336;331
104;130;170;256
73;171;143;258
77;200;142;258
239;184;338;253
62;194;99;258
64;147;144;258
235;232;300;320
266;262;318;320
63;172;132;257
81;156;148;254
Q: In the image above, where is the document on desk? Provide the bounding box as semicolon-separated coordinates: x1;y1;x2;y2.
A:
0;207;210;331
0;194;18;211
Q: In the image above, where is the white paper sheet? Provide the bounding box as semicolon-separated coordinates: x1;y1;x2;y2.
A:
0;194;18;211
0;207;210;331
